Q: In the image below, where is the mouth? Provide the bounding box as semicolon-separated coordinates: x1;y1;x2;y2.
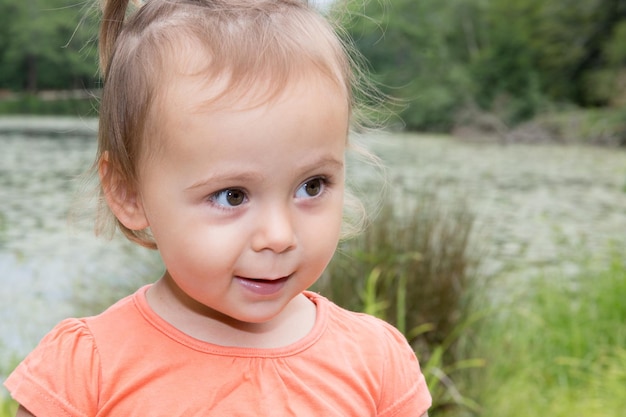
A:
235;275;290;296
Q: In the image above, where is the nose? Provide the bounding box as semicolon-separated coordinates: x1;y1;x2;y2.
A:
251;204;297;254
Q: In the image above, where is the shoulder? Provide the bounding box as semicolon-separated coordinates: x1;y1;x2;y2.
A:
308;292;422;379
307;292;433;416
4;288;146;417
5;318;101;417
25;317;99;365
309;291;410;350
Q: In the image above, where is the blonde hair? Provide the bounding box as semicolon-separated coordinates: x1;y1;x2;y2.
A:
95;0;371;248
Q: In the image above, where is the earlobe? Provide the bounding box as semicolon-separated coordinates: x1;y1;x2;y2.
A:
99;152;150;231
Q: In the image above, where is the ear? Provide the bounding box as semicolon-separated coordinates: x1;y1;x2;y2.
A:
99;152;150;231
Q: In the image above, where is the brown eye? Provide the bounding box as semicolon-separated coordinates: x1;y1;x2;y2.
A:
225;189;245;205
296;178;324;198
212;189;246;207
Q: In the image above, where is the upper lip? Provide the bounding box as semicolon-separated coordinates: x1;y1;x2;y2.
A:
236;275;291;281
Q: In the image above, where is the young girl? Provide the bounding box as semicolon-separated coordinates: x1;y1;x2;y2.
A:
5;0;431;415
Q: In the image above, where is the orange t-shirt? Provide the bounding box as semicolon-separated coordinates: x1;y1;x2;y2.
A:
5;286;431;416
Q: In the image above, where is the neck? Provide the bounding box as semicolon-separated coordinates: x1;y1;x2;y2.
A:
146;273;316;349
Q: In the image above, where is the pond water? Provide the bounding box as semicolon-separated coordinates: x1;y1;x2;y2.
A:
365;133;626;278
0;117;161;378
1;117;626;382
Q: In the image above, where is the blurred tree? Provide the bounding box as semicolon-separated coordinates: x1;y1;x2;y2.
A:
470;0;546;122
338;0;626;131
341;0;479;131
0;0;99;92
485;0;626;106
573;0;626;105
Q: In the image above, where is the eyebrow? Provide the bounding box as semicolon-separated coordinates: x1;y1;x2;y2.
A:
185;155;344;191
186;172;263;191
303;156;345;172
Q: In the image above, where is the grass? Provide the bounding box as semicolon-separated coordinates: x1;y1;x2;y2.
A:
0;398;16;417
462;256;626;416
0;348;19;417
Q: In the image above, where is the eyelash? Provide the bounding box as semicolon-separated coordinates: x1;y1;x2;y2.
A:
207;176;332;210
295;176;330;200
208;188;248;210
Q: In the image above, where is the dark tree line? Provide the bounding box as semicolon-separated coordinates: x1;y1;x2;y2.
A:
2;0;626;132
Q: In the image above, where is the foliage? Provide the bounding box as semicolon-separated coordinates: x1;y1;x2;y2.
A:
315;190;483;414
0;95;97;117
462;256;626;416
336;0;626;132
339;0;476;131
3;0;626;129
0;0;99;92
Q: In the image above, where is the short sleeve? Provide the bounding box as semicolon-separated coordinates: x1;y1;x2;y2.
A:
4;318;101;417
377;322;432;417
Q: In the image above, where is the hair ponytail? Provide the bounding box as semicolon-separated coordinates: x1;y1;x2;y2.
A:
98;0;136;77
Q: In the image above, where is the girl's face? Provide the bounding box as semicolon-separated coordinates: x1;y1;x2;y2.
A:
129;72;349;328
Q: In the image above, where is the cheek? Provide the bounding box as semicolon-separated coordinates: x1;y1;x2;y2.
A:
157;224;241;279
305;202;343;260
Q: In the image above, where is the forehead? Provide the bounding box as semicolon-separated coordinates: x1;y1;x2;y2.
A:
157;35;348;112
163;59;346;134
145;65;349;185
